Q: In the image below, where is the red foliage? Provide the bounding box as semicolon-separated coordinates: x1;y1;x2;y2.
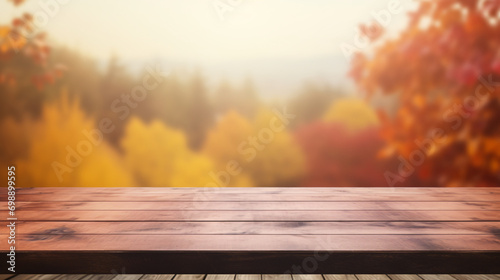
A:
295;122;392;187
1;2;64;89
350;0;500;187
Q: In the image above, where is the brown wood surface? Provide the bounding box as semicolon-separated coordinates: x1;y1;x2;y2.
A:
4;210;500;222
4;192;500;202
3;221;500;235
1;187;500;274
5;234;500;251
4;275;500;280
15;201;500;211
13;187;500;194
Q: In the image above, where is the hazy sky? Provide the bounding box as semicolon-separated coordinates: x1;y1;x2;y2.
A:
0;0;414;62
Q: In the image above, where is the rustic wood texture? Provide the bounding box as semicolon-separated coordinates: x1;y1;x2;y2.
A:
235;276;261;280
6;221;500;235
1;187;500;274
140;275;175;280
387;275;423;280
4;275;500;280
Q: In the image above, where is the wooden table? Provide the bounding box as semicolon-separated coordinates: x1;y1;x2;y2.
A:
1;187;500;274
3;274;500;280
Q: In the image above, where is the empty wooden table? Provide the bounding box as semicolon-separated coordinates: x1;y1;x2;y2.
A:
1;187;500;274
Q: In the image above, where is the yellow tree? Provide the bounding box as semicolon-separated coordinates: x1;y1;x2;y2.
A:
322;98;379;132
202;110;255;187
246;109;305;187
122;117;216;187
16;93;135;187
204;109;305;187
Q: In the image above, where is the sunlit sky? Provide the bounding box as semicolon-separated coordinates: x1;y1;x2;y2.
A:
1;0;414;62
1;0;415;97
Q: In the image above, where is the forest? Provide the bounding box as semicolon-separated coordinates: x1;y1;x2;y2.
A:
1;0;499;188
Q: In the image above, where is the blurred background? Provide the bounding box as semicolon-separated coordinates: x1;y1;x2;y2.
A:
1;0;499;187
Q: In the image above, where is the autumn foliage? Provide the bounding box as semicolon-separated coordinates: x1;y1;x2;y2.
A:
296;123;388;187
4;0;499;188
350;0;500;187
296;98;388;187
0;0;64;89
15;93;135;187
122;117;216;187
203;109;305;187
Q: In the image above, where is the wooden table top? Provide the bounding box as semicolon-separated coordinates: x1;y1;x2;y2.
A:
1;187;500;274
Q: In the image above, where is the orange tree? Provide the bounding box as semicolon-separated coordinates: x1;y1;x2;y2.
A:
350;0;500;187
0;0;62;89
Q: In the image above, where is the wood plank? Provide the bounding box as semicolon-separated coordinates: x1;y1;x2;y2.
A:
9;221;500;235
205;275;235;280
80;276;117;280
4;187;500;274
9;210;500;222
235;276;261;280
419;275;456;280
355;275;391;280
141;275;175;280
6;192;500;202
323;276;357;280
387;275;423;280
111;276;143;280
263;275;292;280
292;275;323;280
5;234;500;251
10;276;84;280
16;201;500;211
10;276;59;280
6;276;498;280
452;275;500;280
14;187;500;195
173;276;205;280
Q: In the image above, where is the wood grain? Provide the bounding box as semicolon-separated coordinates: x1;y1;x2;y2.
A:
5;192;500;202
4;234;500;251
140;275;175;280
80;276;117;280
8;210;500;221
235;275;261;280
14;187;500;195
205;275;235;280
356;275;390;280
16;201;500;211
292;275;323;280
262;275;292;280
452;275;500;280
7;221;500;235
173;275;205;280
2;187;500;274
109;275;142;280
387;275;423;280
323;276;357;280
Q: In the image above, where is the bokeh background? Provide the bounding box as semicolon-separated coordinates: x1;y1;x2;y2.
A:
1;0;499;187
